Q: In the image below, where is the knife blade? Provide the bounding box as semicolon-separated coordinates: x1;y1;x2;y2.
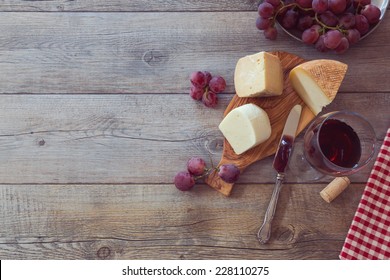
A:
257;104;302;244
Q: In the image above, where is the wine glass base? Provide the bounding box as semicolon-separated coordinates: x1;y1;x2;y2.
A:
287;142;325;183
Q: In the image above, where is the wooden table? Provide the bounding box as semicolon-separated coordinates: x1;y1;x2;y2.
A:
0;1;389;260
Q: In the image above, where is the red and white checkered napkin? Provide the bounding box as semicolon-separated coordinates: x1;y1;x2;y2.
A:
340;128;390;260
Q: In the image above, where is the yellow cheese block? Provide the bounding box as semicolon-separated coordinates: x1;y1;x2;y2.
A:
289;59;348;115
234;51;284;98
218;104;271;155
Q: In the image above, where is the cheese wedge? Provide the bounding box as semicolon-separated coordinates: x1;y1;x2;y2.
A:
234;51;284;98
219;104;271;155
289;59;348;115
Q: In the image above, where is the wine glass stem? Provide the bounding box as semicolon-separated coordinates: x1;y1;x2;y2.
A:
257;173;285;244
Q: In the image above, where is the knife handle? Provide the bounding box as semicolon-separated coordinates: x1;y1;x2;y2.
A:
257;173;285;244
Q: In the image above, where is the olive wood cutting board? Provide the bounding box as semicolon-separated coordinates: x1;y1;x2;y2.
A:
205;51;317;196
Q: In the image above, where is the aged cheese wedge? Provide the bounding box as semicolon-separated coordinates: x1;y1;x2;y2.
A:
234;51;284;98
289;59;348;115
218;103;271;155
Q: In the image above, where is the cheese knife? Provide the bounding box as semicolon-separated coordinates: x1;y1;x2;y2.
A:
257;104;302;244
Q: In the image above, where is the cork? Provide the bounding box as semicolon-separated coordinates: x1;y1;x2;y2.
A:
320;177;350;203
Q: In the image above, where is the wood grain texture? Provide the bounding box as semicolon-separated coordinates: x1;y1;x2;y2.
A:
0;5;389;261
0;0;259;12
0;93;388;186
0;183;365;260
0;12;389;94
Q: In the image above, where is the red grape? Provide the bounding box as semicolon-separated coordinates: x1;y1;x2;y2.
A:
312;0;329;14
209;76;226;93
361;4;381;24
296;0;312;8
218;164;240;183
355;14;370;35
203;71;212;84
187;157;206;176
174;171;195;191
190;85;204;100
202;90;218;108
328;0;347;14
281;9;299;29
190;71;207;88
334;37;350;54
324;30;343;49
346;28;361;44
319;11;339;27
315;34;329;52
264;26;278;40
258;3;275;18
297;15;314;31
264;0;281;7
302;25;321;44
339;13;356;29
256;16;272;30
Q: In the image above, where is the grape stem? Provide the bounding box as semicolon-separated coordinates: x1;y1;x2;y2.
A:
193;167;218;181
313;12;348;35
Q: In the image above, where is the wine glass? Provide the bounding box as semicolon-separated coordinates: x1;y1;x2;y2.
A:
288;111;376;181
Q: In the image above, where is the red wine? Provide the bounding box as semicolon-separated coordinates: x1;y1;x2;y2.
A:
318;119;361;168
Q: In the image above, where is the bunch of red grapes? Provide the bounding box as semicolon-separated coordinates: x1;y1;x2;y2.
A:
256;0;382;53
174;157;240;191
190;71;226;108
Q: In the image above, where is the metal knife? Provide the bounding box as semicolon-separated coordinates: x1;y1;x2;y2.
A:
257;104;302;244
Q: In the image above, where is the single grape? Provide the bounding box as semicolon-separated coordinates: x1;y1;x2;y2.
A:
264;0;281;7
218;164;240;183
256;16;272;30
324;30;343;49
346;28;361;44
264;26;278;40
209;76;226;93
339;13;356;29
355;14;370;35
190;85;204;100
296;0;312;8
312;0;329;14
190;71;207;88
297;15;314;31
319;11;339;27
174;171;195;191
187;157;206;176
203;71;212;84
361;4;381;24
281;9;299;29
302;25;321;44
202;90;218;108
258;2;275;18
315;34;330;52
334;37;350;54
328;0;347;15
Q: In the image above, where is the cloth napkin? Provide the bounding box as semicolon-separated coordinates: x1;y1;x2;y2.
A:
340;128;390;260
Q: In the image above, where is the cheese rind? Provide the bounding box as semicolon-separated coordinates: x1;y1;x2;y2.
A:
289;59;348;115
234;52;284;98
218;104;271;155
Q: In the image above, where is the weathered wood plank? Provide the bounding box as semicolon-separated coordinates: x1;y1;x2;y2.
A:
0;12;389;94
0;183;365;259
1;0;388;11
0;0;259;12
0;93;388;185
